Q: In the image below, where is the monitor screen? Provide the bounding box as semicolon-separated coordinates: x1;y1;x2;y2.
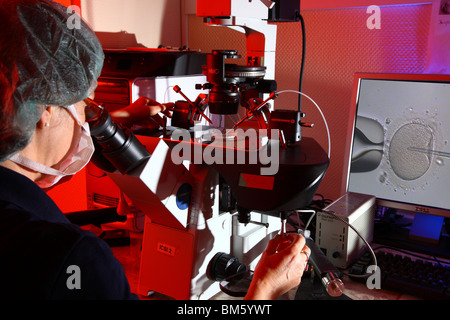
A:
346;73;450;219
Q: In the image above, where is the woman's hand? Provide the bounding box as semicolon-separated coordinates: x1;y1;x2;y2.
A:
110;97;174;128
244;233;310;300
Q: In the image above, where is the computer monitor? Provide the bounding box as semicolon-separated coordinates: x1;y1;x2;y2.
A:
346;73;450;250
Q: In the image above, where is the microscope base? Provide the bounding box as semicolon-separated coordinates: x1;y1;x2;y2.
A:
137;214;232;300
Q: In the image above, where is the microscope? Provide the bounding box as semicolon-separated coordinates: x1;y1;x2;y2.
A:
85;0;330;300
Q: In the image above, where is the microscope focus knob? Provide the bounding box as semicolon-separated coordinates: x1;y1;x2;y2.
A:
207;252;247;282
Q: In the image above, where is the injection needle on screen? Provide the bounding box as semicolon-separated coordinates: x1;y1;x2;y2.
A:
407;147;450;158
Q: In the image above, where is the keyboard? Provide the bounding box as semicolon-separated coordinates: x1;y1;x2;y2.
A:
349;248;450;300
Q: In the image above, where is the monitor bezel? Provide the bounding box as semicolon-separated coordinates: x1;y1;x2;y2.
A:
345;72;450;219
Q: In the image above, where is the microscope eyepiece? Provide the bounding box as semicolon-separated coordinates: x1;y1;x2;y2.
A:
83;98;150;174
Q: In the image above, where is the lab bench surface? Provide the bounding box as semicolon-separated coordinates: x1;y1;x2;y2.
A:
110;231;421;301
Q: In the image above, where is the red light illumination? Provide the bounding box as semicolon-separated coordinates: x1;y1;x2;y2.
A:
197;0;232;17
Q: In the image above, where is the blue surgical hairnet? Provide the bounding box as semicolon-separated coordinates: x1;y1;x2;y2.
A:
0;0;104;162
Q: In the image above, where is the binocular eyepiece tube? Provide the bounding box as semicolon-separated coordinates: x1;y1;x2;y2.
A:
84;98;151;174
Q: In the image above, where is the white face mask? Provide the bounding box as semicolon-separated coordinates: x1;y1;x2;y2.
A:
9;105;95;188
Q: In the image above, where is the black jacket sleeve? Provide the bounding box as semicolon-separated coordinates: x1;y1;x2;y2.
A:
50;232;139;300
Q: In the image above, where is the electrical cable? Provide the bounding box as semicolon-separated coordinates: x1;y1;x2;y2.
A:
297;13;306;114
303;210;317;232
163;85;174;103
277;90;331;159
286;206;377;278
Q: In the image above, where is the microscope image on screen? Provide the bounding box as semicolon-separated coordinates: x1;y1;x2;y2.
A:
352;116;440;182
388;121;436;181
348;78;450;212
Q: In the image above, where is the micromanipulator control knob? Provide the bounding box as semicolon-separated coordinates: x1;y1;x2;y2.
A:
322;272;345;297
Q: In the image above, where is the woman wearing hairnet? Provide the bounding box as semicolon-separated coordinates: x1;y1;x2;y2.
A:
0;0;309;299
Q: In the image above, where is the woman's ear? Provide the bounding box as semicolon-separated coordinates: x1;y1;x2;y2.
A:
37;106;53;129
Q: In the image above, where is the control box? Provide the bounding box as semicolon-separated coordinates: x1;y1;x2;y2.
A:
315;192;376;269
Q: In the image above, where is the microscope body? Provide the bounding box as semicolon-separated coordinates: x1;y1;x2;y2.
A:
107;136;232;299
86;0;330;300
105;132;284;299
